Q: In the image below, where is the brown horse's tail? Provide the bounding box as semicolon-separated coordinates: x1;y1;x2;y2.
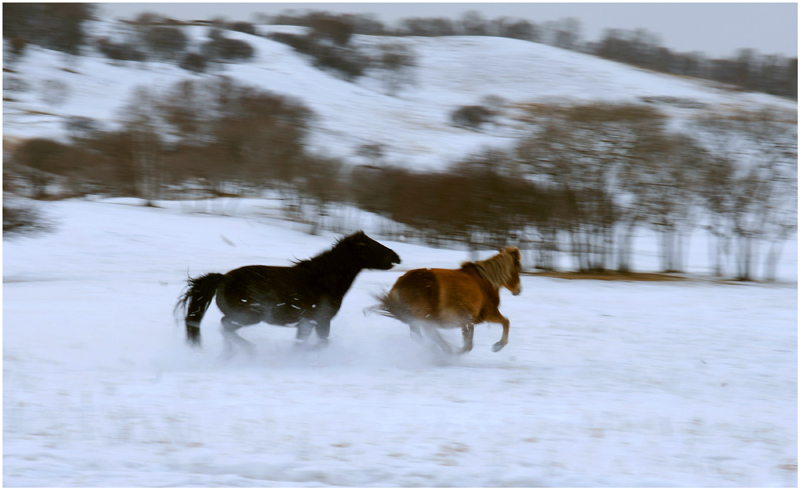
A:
367;289;413;324
175;272;225;347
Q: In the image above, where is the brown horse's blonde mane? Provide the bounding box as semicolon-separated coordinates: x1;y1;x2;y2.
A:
461;246;520;290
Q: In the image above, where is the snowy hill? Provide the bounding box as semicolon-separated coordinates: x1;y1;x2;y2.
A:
4;19;796;170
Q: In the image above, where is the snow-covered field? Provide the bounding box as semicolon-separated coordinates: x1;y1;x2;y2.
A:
3;198;797;487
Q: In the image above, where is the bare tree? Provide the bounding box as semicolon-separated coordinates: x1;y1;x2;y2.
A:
459;11;488;36
542;17;581;50
139;26;188;61
630;133;707;272
516;102;667;272
118;86;164;204
11;138;65;198
692;108;797;280
399;17;455;37
373;42;417;95
294;156;344;234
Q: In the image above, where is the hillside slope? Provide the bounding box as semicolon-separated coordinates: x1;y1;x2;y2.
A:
3;19;796;170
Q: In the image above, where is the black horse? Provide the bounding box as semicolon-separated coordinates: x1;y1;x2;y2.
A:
176;231;400;353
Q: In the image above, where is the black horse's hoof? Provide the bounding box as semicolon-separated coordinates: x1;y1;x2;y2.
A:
492;342;506;352
293;340;311;350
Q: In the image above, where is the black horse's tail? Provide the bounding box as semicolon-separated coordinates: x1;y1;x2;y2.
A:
175;272;225;347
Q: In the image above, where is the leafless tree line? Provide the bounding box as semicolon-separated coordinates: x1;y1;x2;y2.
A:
6;76;796;280
7;78;313;200
350;103;796;281
259;10;796;100
6;4;793;99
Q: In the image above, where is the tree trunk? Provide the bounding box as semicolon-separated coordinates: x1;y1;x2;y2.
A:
735;236;753;281
617;222;636;273
764;239;785;282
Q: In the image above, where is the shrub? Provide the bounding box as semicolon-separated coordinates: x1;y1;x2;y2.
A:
64;116;102;143
269;31;368;80
180;52;208;73
309;17;353;46
3;75;30;93
269;32;313;53
11;137;120;197
3;3;94;55
229;21;256;35
8;36;27;60
96;37;147;62
39;79;70;107
399;17;456;36
450;105;494;129
202;36;255;62
310;44;370;80
142;26;188;60
3;198;53;237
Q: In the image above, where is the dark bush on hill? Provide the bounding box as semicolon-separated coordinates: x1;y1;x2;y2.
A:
96;37;148;62
179;52;208;72
450;105;494;130
202;36;255;62
141;26;189;60
229;21;257;35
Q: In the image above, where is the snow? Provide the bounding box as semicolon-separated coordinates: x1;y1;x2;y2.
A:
3;198;797;487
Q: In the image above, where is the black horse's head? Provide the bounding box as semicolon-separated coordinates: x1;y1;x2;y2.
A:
346;231;401;270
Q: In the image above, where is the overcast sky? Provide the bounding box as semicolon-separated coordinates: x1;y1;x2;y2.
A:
99;2;798;59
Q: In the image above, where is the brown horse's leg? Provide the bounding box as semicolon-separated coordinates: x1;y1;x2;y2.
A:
408;323;423;341
460;323;474;354
421;324;453;354
492;317;510;352
484;310;510;352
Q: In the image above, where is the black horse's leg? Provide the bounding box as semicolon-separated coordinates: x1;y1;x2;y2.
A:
312;317;331;347
221;315;257;358
295;319;313;346
295;318;331;350
460;323;475;354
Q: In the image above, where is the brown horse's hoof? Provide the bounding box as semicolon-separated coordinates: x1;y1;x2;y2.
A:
492;342;506;352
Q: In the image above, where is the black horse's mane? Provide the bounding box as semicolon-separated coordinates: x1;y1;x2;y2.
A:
292;232;363;270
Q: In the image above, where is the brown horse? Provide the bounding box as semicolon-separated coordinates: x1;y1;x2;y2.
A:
374;246;522;354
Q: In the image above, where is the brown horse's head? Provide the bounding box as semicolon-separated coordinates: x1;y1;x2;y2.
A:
502;246;523;296
467;246;522;296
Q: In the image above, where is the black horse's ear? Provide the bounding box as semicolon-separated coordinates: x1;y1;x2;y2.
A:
350;230;368;246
